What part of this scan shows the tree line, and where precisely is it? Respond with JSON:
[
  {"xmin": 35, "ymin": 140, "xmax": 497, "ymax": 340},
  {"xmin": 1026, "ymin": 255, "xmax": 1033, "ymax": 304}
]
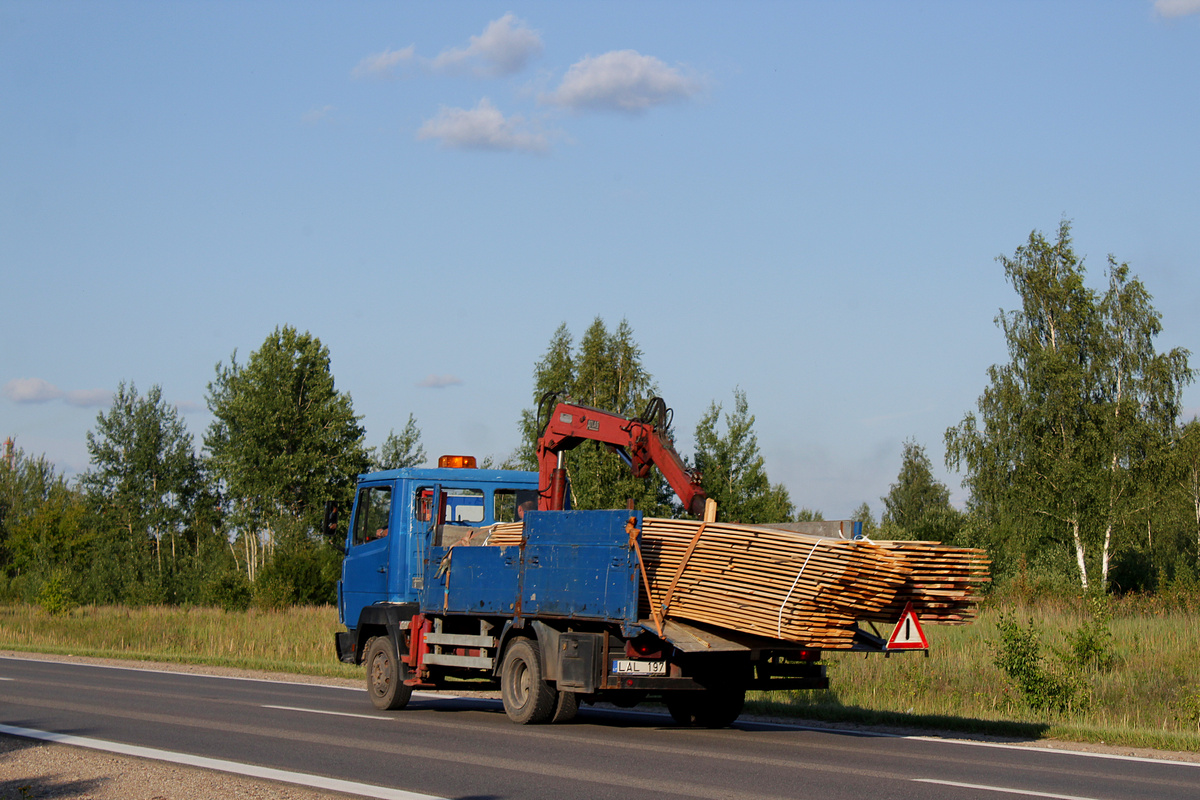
[
  {"xmin": 2, "ymin": 221, "xmax": 1196, "ymax": 608},
  {"xmin": 0, "ymin": 327, "xmax": 422, "ymax": 610}
]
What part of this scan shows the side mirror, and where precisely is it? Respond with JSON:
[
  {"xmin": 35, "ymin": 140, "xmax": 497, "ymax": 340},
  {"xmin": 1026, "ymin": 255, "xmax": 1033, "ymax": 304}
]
[{"xmin": 323, "ymin": 501, "xmax": 342, "ymax": 548}]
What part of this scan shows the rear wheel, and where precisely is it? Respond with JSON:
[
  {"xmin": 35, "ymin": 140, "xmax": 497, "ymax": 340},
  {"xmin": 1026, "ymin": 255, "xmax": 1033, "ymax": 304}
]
[
  {"xmin": 500, "ymin": 638, "xmax": 558, "ymax": 724},
  {"xmin": 365, "ymin": 636, "xmax": 413, "ymax": 711},
  {"xmin": 694, "ymin": 687, "xmax": 745, "ymax": 728},
  {"xmin": 665, "ymin": 692, "xmax": 701, "ymax": 725},
  {"xmin": 666, "ymin": 686, "xmax": 744, "ymax": 728},
  {"xmin": 551, "ymin": 690, "xmax": 579, "ymax": 723}
]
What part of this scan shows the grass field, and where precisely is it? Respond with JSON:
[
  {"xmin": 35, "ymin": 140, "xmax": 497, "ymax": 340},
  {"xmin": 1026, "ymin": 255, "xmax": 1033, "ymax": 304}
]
[
  {"xmin": 0, "ymin": 603, "xmax": 359, "ymax": 679},
  {"xmin": 750, "ymin": 601, "xmax": 1200, "ymax": 751},
  {"xmin": 2, "ymin": 601, "xmax": 1198, "ymax": 751}
]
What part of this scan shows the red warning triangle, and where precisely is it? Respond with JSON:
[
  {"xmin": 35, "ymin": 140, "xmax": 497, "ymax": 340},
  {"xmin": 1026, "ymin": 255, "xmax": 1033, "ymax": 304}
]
[{"xmin": 886, "ymin": 601, "xmax": 929, "ymax": 650}]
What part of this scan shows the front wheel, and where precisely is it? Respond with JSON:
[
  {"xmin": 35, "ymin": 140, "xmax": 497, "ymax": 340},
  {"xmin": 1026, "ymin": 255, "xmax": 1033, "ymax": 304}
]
[
  {"xmin": 365, "ymin": 636, "xmax": 413, "ymax": 711},
  {"xmin": 500, "ymin": 638, "xmax": 558, "ymax": 724}
]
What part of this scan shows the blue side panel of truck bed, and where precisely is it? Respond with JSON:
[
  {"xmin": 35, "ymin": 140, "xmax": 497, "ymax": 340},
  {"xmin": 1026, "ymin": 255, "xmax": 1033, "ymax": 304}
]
[
  {"xmin": 421, "ymin": 509, "xmax": 641, "ymax": 627},
  {"xmin": 522, "ymin": 510, "xmax": 640, "ymax": 622},
  {"xmin": 425, "ymin": 545, "xmax": 521, "ymax": 615}
]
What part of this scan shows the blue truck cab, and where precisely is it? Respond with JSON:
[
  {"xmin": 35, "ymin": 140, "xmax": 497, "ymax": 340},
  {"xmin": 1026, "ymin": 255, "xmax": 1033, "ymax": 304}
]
[
  {"xmin": 334, "ymin": 457, "xmax": 828, "ymax": 726},
  {"xmin": 337, "ymin": 461, "xmax": 541, "ymax": 630}
]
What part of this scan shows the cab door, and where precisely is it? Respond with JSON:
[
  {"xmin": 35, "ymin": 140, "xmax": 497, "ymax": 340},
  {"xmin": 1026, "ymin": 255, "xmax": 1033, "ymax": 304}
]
[
  {"xmin": 341, "ymin": 482, "xmax": 395, "ymax": 627},
  {"xmin": 407, "ymin": 483, "xmax": 440, "ymax": 603}
]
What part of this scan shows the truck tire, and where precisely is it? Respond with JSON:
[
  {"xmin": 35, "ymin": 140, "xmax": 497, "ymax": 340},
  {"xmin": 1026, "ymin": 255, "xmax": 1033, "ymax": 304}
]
[
  {"xmin": 551, "ymin": 690, "xmax": 579, "ymax": 724},
  {"xmin": 500, "ymin": 638, "xmax": 558, "ymax": 724},
  {"xmin": 665, "ymin": 692, "xmax": 701, "ymax": 725},
  {"xmin": 694, "ymin": 686, "xmax": 745, "ymax": 728},
  {"xmin": 666, "ymin": 687, "xmax": 744, "ymax": 728},
  {"xmin": 365, "ymin": 636, "xmax": 413, "ymax": 711}
]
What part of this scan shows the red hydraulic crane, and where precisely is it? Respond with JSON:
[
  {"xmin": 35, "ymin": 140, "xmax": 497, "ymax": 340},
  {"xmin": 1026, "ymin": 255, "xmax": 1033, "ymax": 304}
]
[{"xmin": 535, "ymin": 395, "xmax": 707, "ymax": 517}]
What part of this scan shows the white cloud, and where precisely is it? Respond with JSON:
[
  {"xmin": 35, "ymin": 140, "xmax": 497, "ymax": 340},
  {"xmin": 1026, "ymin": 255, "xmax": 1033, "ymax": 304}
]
[
  {"xmin": 542, "ymin": 50, "xmax": 701, "ymax": 113},
  {"xmin": 352, "ymin": 45, "xmax": 416, "ymax": 79},
  {"xmin": 302, "ymin": 105, "xmax": 335, "ymax": 124},
  {"xmin": 417, "ymin": 98, "xmax": 550, "ymax": 154},
  {"xmin": 1155, "ymin": 0, "xmax": 1200, "ymax": 17},
  {"xmin": 3, "ymin": 377, "xmax": 64, "ymax": 403},
  {"xmin": 418, "ymin": 374, "xmax": 464, "ymax": 389},
  {"xmin": 3, "ymin": 378, "xmax": 112, "ymax": 407},
  {"xmin": 432, "ymin": 14, "xmax": 542, "ymax": 77},
  {"xmin": 64, "ymin": 389, "xmax": 113, "ymax": 408}
]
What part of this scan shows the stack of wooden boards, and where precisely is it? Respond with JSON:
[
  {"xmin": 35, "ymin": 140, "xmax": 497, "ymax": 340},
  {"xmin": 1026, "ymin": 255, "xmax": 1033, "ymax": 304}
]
[{"xmin": 484, "ymin": 518, "xmax": 989, "ymax": 648}]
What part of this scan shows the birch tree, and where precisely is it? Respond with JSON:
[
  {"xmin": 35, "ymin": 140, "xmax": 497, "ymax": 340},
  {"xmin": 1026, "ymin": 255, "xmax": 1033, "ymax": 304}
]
[
  {"xmin": 205, "ymin": 325, "xmax": 368, "ymax": 579},
  {"xmin": 81, "ymin": 382, "xmax": 205, "ymax": 575},
  {"xmin": 946, "ymin": 221, "xmax": 1190, "ymax": 591}
]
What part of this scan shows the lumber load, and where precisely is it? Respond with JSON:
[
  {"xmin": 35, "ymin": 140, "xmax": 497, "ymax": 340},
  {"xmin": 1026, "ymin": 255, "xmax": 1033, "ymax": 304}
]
[
  {"xmin": 861, "ymin": 540, "xmax": 991, "ymax": 624},
  {"xmin": 484, "ymin": 517, "xmax": 988, "ymax": 647}
]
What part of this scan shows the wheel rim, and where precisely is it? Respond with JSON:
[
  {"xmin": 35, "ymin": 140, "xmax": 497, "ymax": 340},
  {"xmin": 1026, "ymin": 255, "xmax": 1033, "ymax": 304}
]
[
  {"xmin": 512, "ymin": 657, "xmax": 530, "ymax": 708},
  {"xmin": 371, "ymin": 652, "xmax": 391, "ymax": 697}
]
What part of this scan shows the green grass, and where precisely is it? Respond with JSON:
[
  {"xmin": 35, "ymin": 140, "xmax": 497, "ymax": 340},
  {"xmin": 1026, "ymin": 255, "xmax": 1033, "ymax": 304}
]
[
  {"xmin": 0, "ymin": 603, "xmax": 359, "ymax": 679},
  {"xmin": 748, "ymin": 603, "xmax": 1200, "ymax": 751},
  {"xmin": 3, "ymin": 601, "xmax": 1199, "ymax": 751}
]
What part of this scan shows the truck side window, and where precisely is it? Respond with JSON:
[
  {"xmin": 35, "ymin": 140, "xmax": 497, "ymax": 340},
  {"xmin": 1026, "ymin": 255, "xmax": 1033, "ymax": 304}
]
[
  {"xmin": 415, "ymin": 488, "xmax": 433, "ymax": 523},
  {"xmin": 443, "ymin": 488, "xmax": 485, "ymax": 524},
  {"xmin": 352, "ymin": 487, "xmax": 392, "ymax": 547},
  {"xmin": 495, "ymin": 489, "xmax": 539, "ymax": 522}
]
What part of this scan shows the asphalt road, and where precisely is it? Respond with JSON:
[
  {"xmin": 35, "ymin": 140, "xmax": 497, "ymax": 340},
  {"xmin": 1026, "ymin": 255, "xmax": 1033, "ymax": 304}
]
[{"xmin": 2, "ymin": 656, "xmax": 1198, "ymax": 800}]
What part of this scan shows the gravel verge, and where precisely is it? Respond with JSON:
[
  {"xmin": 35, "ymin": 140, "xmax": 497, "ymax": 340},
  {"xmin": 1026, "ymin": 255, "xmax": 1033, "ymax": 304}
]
[{"xmin": 0, "ymin": 651, "xmax": 373, "ymax": 799}]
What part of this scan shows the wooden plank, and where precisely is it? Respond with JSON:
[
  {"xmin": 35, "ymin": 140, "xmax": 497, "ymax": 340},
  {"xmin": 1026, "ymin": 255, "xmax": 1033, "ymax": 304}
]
[{"xmin": 482, "ymin": 516, "xmax": 989, "ymax": 645}]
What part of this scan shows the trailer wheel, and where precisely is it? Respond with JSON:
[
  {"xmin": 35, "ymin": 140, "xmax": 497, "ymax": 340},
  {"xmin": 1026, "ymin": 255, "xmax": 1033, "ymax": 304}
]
[
  {"xmin": 666, "ymin": 687, "xmax": 744, "ymax": 728},
  {"xmin": 551, "ymin": 690, "xmax": 579, "ymax": 724},
  {"xmin": 500, "ymin": 638, "xmax": 557, "ymax": 724},
  {"xmin": 665, "ymin": 692, "xmax": 700, "ymax": 725},
  {"xmin": 365, "ymin": 635, "xmax": 413, "ymax": 711},
  {"xmin": 694, "ymin": 687, "xmax": 744, "ymax": 728}
]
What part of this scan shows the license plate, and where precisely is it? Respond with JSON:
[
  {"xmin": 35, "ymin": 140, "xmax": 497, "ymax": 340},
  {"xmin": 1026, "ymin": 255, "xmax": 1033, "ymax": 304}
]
[{"xmin": 611, "ymin": 658, "xmax": 666, "ymax": 676}]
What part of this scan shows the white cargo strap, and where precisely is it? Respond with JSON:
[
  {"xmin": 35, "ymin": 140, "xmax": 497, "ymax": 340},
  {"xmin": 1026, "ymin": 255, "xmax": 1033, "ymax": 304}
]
[{"xmin": 777, "ymin": 537, "xmax": 834, "ymax": 639}]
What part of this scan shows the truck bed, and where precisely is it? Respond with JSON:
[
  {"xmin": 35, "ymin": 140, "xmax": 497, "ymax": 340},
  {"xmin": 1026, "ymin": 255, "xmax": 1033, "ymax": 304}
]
[{"xmin": 422, "ymin": 510, "xmax": 641, "ymax": 632}]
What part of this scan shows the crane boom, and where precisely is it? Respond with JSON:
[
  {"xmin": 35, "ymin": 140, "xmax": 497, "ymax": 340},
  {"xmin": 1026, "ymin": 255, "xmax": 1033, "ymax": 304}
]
[{"xmin": 536, "ymin": 396, "xmax": 707, "ymax": 517}]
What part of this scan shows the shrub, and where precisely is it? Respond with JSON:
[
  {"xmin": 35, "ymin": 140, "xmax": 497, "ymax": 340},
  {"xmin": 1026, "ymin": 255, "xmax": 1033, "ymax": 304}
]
[
  {"xmin": 252, "ymin": 572, "xmax": 294, "ymax": 611},
  {"xmin": 1178, "ymin": 687, "xmax": 1200, "ymax": 732},
  {"xmin": 35, "ymin": 570, "xmax": 77, "ymax": 616},
  {"xmin": 991, "ymin": 612, "xmax": 1087, "ymax": 713},
  {"xmin": 1062, "ymin": 596, "xmax": 1116, "ymax": 673},
  {"xmin": 201, "ymin": 569, "xmax": 253, "ymax": 612}
]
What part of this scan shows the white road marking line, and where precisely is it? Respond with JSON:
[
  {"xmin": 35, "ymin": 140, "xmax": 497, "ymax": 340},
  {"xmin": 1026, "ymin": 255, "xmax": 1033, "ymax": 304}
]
[
  {"xmin": 913, "ymin": 778, "xmax": 1103, "ymax": 799},
  {"xmin": 749, "ymin": 719, "xmax": 1200, "ymax": 768},
  {"xmin": 0, "ymin": 654, "xmax": 482, "ymax": 702},
  {"xmin": 0, "ymin": 654, "xmax": 364, "ymax": 690},
  {"xmin": 263, "ymin": 704, "xmax": 392, "ymax": 720},
  {"xmin": 0, "ymin": 722, "xmax": 448, "ymax": 800}
]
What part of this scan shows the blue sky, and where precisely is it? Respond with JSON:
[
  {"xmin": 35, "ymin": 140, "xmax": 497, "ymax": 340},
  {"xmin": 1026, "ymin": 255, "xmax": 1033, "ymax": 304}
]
[{"xmin": 3, "ymin": 1, "xmax": 1199, "ymax": 519}]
